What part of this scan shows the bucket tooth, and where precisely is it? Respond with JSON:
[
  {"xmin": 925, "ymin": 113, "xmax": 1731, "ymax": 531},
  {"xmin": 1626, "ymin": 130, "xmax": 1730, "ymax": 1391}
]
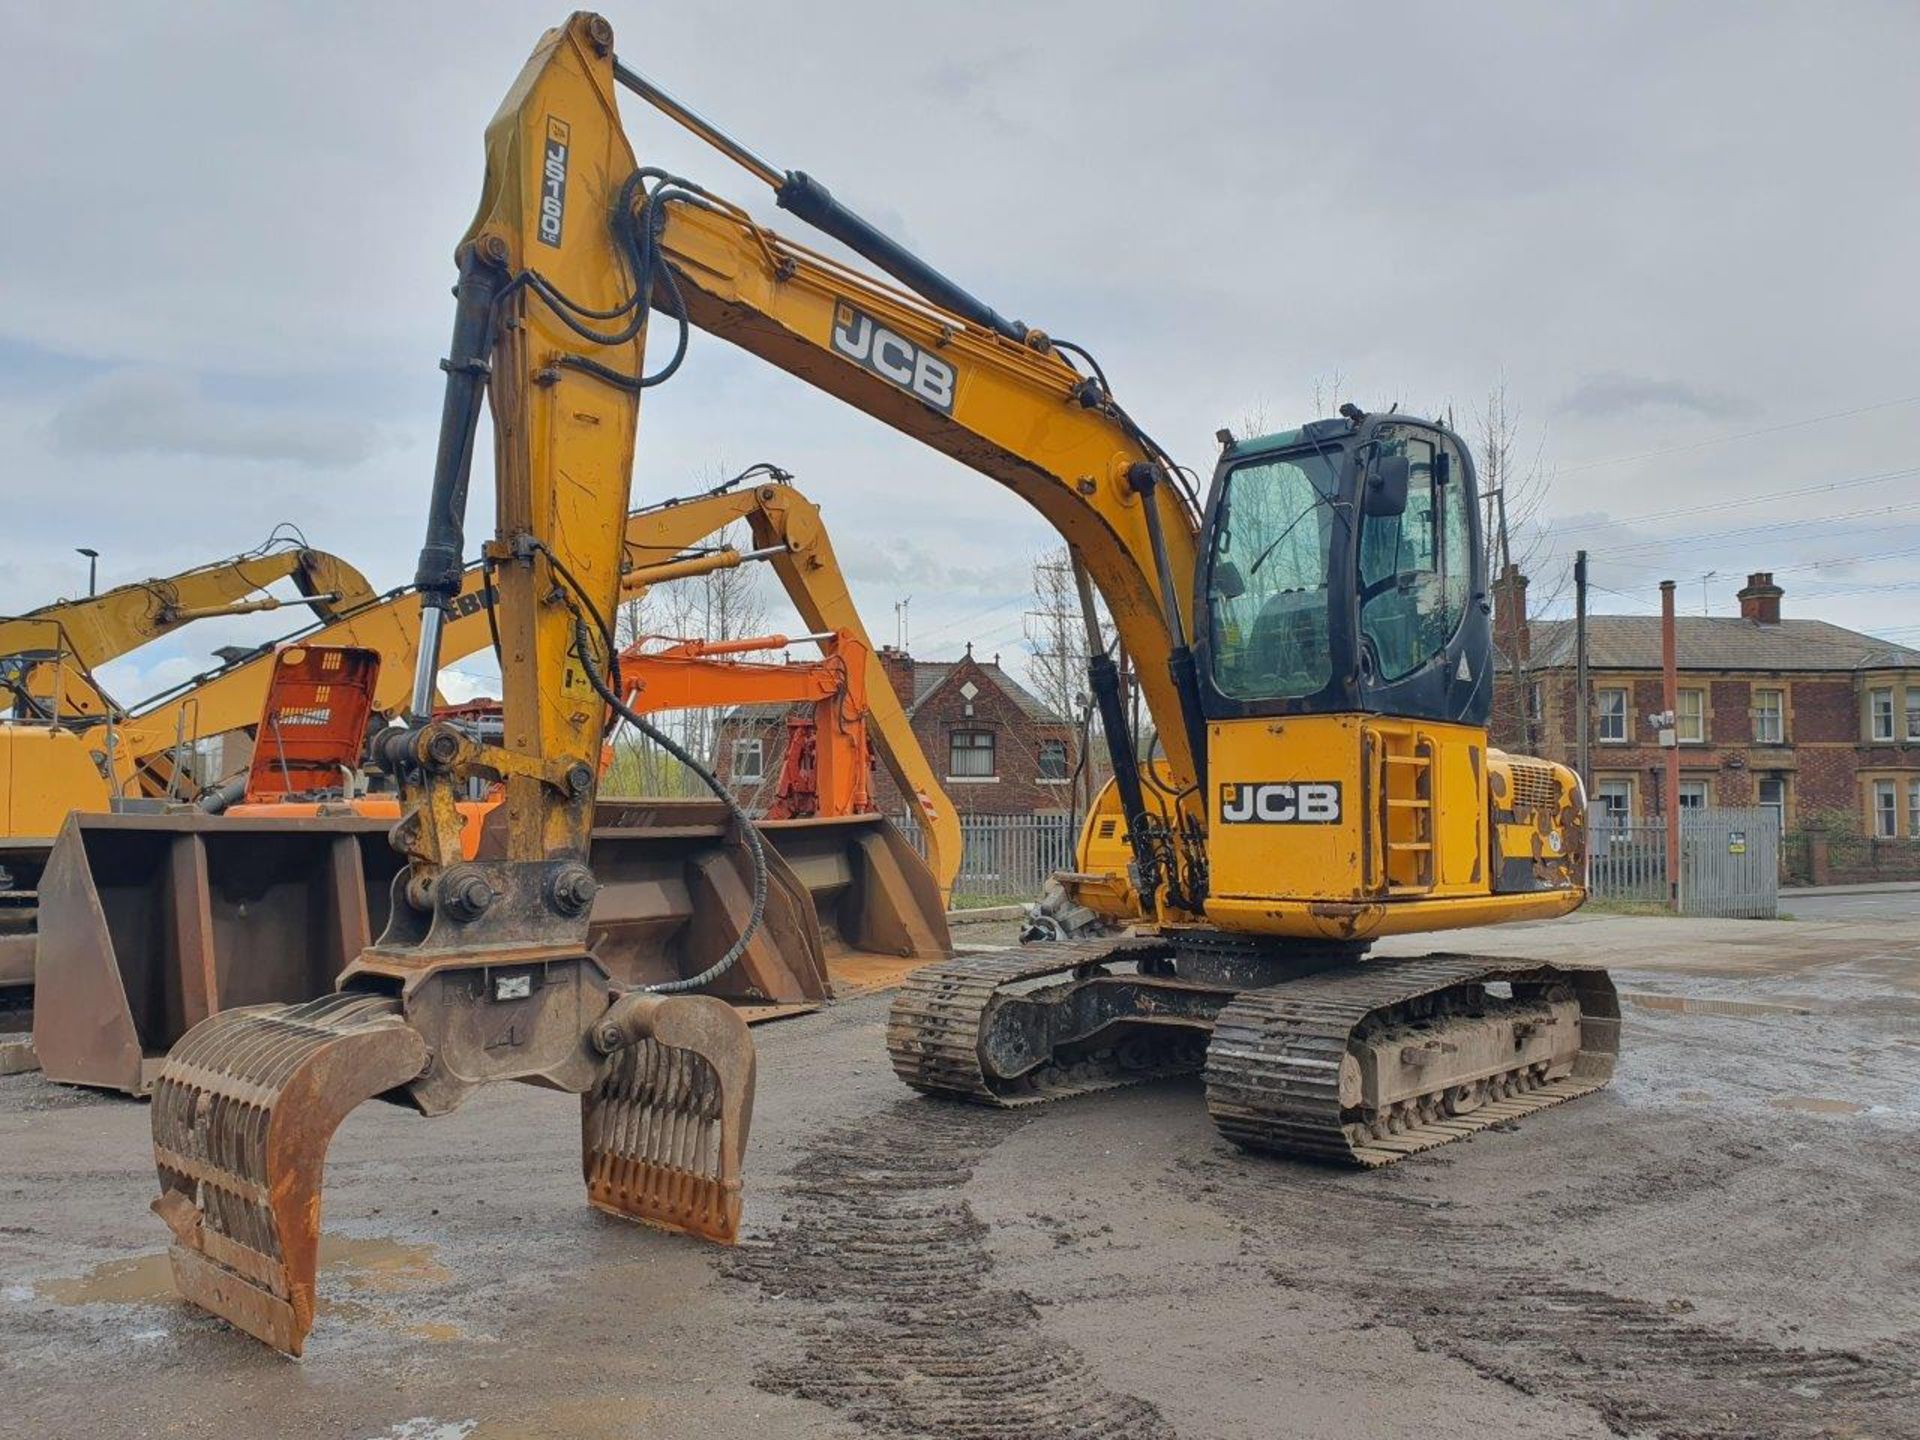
[
  {"xmin": 149, "ymin": 992, "xmax": 427, "ymax": 1356},
  {"xmin": 583, "ymin": 993, "xmax": 756, "ymax": 1244}
]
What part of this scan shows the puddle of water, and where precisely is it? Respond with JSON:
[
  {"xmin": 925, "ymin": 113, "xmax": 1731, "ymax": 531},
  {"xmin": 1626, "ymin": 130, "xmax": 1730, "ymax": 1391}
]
[
  {"xmin": 35, "ymin": 1235, "xmax": 448, "ymax": 1308},
  {"xmin": 369, "ymin": 1422, "xmax": 476, "ymax": 1440},
  {"xmin": 1768, "ymin": 1094, "xmax": 1866, "ymax": 1116}
]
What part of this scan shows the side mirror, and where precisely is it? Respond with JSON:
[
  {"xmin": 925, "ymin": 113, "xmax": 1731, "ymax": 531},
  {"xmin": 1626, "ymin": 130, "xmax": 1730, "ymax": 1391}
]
[
  {"xmin": 1212, "ymin": 560, "xmax": 1246, "ymax": 601},
  {"xmin": 1363, "ymin": 453, "xmax": 1409, "ymax": 518}
]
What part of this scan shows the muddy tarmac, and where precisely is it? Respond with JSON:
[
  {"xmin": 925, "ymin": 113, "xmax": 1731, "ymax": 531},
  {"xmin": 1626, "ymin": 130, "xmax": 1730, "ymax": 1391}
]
[{"xmin": 2, "ymin": 905, "xmax": 1916, "ymax": 1439}]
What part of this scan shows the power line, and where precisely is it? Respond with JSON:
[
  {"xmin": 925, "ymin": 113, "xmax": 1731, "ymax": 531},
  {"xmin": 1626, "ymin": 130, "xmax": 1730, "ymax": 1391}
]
[
  {"xmin": 1555, "ymin": 395, "xmax": 1920, "ymax": 477},
  {"xmin": 1578, "ymin": 498, "xmax": 1920, "ymax": 560},
  {"xmin": 1548, "ymin": 464, "xmax": 1920, "ymax": 538}
]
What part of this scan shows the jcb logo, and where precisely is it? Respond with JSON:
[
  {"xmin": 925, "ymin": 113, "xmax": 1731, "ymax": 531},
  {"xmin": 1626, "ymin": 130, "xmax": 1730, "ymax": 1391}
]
[
  {"xmin": 448, "ymin": 584, "xmax": 499, "ymax": 619},
  {"xmin": 830, "ymin": 302, "xmax": 957, "ymax": 413},
  {"xmin": 538, "ymin": 116, "xmax": 570, "ymax": 248},
  {"xmin": 1219, "ymin": 782, "xmax": 1342, "ymax": 824}
]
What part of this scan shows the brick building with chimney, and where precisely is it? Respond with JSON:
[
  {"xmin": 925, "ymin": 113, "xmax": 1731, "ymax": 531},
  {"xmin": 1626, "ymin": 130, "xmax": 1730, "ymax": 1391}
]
[
  {"xmin": 712, "ymin": 642, "xmax": 1083, "ymax": 818},
  {"xmin": 1493, "ymin": 567, "xmax": 1920, "ymax": 841}
]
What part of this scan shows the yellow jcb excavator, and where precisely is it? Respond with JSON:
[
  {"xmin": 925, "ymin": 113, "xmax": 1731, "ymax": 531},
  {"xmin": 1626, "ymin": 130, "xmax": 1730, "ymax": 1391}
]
[
  {"xmin": 145, "ymin": 14, "xmax": 1616, "ymax": 1356},
  {"xmin": 0, "ymin": 536, "xmax": 376, "ymax": 999},
  {"xmin": 0, "ymin": 530, "xmax": 376, "ymax": 728}
]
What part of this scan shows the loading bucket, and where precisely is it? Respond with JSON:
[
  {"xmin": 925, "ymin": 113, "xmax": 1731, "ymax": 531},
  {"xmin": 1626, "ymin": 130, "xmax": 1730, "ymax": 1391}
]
[
  {"xmin": 559, "ymin": 801, "xmax": 950, "ymax": 1014},
  {"xmin": 34, "ymin": 801, "xmax": 951, "ymax": 1094},
  {"xmin": 32, "ymin": 811, "xmax": 403, "ymax": 1094}
]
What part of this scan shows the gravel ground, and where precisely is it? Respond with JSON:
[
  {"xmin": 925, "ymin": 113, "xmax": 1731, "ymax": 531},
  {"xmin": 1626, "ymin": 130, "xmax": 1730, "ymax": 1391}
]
[{"xmin": 2, "ymin": 905, "xmax": 1916, "ymax": 1440}]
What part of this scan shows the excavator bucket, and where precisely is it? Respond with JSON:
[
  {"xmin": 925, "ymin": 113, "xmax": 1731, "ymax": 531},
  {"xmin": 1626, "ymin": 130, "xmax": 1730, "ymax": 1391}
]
[
  {"xmin": 31, "ymin": 800, "xmax": 949, "ymax": 1096},
  {"xmin": 32, "ymin": 812, "xmax": 403, "ymax": 1093},
  {"xmin": 149, "ymin": 992, "xmax": 427, "ymax": 1356},
  {"xmin": 569, "ymin": 801, "xmax": 950, "ymax": 1012},
  {"xmin": 583, "ymin": 992, "xmax": 756, "ymax": 1243},
  {"xmin": 757, "ymin": 813, "xmax": 950, "ymax": 994}
]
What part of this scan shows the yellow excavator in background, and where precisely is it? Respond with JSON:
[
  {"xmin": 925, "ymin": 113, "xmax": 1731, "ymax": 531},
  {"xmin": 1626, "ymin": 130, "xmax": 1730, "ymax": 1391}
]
[
  {"xmin": 144, "ymin": 14, "xmax": 1616, "ymax": 1356},
  {"xmin": 0, "ymin": 535, "xmax": 376, "ymax": 997},
  {"xmin": 0, "ymin": 530, "xmax": 376, "ymax": 729},
  {"xmin": 31, "ymin": 476, "xmax": 955, "ymax": 1096}
]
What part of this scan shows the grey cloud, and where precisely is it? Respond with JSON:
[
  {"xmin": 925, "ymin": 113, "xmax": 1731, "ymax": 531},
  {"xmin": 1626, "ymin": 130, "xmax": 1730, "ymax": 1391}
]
[
  {"xmin": 1559, "ymin": 374, "xmax": 1745, "ymax": 423},
  {"xmin": 47, "ymin": 369, "xmax": 384, "ymax": 469}
]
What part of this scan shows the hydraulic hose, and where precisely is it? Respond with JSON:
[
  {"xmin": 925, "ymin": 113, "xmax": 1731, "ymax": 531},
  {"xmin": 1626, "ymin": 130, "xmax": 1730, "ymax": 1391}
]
[{"xmin": 570, "ymin": 611, "xmax": 766, "ymax": 994}]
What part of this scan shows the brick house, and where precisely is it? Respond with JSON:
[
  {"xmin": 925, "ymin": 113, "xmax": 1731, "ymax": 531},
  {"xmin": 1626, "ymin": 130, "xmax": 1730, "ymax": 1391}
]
[
  {"xmin": 1493, "ymin": 568, "xmax": 1920, "ymax": 840},
  {"xmin": 712, "ymin": 642, "xmax": 1081, "ymax": 817}
]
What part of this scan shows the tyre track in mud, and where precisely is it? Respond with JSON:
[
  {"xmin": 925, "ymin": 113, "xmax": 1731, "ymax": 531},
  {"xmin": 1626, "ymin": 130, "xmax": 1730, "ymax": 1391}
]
[
  {"xmin": 724, "ymin": 1101, "xmax": 1175, "ymax": 1440},
  {"xmin": 1181, "ymin": 1150, "xmax": 1920, "ymax": 1440}
]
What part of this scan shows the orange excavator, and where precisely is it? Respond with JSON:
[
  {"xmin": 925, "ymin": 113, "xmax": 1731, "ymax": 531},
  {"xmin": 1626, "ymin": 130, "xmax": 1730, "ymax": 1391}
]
[{"xmin": 610, "ymin": 626, "xmax": 878, "ymax": 819}]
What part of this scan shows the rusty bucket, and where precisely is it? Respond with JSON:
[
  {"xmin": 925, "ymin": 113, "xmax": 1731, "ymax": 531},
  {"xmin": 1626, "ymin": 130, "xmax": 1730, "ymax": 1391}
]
[{"xmin": 32, "ymin": 811, "xmax": 403, "ymax": 1093}]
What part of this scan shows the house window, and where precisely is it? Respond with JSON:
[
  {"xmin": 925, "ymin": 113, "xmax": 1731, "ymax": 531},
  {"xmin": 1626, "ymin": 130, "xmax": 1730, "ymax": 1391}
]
[
  {"xmin": 1758, "ymin": 779, "xmax": 1789, "ymax": 833},
  {"xmin": 1757, "ymin": 776, "xmax": 1786, "ymax": 831},
  {"xmin": 1676, "ymin": 687, "xmax": 1705, "ymax": 744},
  {"xmin": 1752, "ymin": 687, "xmax": 1783, "ymax": 745},
  {"xmin": 1908, "ymin": 690, "xmax": 1920, "ymax": 742},
  {"xmin": 1037, "ymin": 739, "xmax": 1069, "ymax": 781},
  {"xmin": 731, "ymin": 738, "xmax": 764, "ymax": 784},
  {"xmin": 949, "ymin": 729, "xmax": 996, "ymax": 778},
  {"xmin": 1677, "ymin": 780, "xmax": 1709, "ymax": 810},
  {"xmin": 1870, "ymin": 688, "xmax": 1895, "ymax": 741},
  {"xmin": 1594, "ymin": 778, "xmax": 1633, "ymax": 828},
  {"xmin": 1528, "ymin": 682, "xmax": 1544, "ymax": 725},
  {"xmin": 1873, "ymin": 779, "xmax": 1898, "ymax": 838},
  {"xmin": 1597, "ymin": 687, "xmax": 1628, "ymax": 743},
  {"xmin": 1910, "ymin": 780, "xmax": 1920, "ymax": 839}
]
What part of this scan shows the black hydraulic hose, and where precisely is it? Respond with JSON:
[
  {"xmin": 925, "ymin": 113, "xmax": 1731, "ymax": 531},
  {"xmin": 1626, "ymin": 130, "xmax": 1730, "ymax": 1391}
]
[{"xmin": 569, "ymin": 610, "xmax": 766, "ymax": 994}]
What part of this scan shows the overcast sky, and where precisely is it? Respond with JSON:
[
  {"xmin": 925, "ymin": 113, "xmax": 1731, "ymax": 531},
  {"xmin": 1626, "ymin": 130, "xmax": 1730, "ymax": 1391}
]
[{"xmin": 2, "ymin": 1, "xmax": 1915, "ymax": 707}]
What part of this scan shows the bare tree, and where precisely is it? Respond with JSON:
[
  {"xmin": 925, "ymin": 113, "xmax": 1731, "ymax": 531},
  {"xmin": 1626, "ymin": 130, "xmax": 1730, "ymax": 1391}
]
[
  {"xmin": 1474, "ymin": 377, "xmax": 1565, "ymax": 752},
  {"xmin": 602, "ymin": 518, "xmax": 771, "ymax": 802},
  {"xmin": 1022, "ymin": 546, "xmax": 1114, "ymax": 813}
]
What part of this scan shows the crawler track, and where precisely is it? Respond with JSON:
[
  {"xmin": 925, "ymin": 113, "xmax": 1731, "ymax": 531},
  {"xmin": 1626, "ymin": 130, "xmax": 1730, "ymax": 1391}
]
[
  {"xmin": 887, "ymin": 937, "xmax": 1203, "ymax": 1104},
  {"xmin": 1205, "ymin": 955, "xmax": 1619, "ymax": 1164},
  {"xmin": 887, "ymin": 939, "xmax": 1619, "ymax": 1165}
]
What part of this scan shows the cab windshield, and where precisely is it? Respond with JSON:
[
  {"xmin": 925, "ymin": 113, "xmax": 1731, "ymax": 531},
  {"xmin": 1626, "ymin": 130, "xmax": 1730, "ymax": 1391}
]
[{"xmin": 1206, "ymin": 448, "xmax": 1345, "ymax": 700}]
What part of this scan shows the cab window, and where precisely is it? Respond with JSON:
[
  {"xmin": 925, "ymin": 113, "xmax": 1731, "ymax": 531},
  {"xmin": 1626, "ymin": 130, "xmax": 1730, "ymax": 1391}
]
[
  {"xmin": 1357, "ymin": 431, "xmax": 1471, "ymax": 683},
  {"xmin": 1206, "ymin": 450, "xmax": 1344, "ymax": 700}
]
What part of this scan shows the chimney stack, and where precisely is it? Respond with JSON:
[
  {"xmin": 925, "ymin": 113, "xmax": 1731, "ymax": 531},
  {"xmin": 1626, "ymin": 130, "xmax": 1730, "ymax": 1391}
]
[
  {"xmin": 875, "ymin": 644, "xmax": 917, "ymax": 706},
  {"xmin": 1737, "ymin": 572, "xmax": 1783, "ymax": 624},
  {"xmin": 1491, "ymin": 562, "xmax": 1530, "ymax": 665}
]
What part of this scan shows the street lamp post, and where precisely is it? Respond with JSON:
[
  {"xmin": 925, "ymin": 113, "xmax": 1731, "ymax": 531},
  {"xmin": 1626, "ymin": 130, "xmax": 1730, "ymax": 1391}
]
[{"xmin": 76, "ymin": 548, "xmax": 99, "ymax": 597}]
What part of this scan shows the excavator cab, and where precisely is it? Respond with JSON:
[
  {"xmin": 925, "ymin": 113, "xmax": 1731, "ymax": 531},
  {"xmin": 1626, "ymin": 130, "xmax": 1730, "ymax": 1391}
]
[{"xmin": 1198, "ymin": 413, "xmax": 1486, "ymax": 726}]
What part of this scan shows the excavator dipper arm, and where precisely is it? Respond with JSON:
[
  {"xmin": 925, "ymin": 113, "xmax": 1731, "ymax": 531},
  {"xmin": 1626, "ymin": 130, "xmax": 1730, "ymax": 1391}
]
[{"xmin": 149, "ymin": 15, "xmax": 756, "ymax": 1355}]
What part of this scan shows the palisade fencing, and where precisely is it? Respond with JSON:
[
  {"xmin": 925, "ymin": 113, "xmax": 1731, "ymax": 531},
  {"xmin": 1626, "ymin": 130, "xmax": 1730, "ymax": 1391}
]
[
  {"xmin": 1588, "ymin": 807, "xmax": 1778, "ymax": 918},
  {"xmin": 1679, "ymin": 807, "xmax": 1778, "ymax": 919},
  {"xmin": 894, "ymin": 813, "xmax": 1079, "ymax": 905},
  {"xmin": 1588, "ymin": 820, "xmax": 1669, "ymax": 904}
]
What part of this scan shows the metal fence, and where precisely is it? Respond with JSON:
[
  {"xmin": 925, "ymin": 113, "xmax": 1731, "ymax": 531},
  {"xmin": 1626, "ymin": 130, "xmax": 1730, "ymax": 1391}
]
[
  {"xmin": 894, "ymin": 812, "xmax": 1078, "ymax": 905},
  {"xmin": 1588, "ymin": 806, "xmax": 1778, "ymax": 918},
  {"xmin": 1679, "ymin": 807, "xmax": 1778, "ymax": 918},
  {"xmin": 897, "ymin": 805, "xmax": 1782, "ymax": 917}
]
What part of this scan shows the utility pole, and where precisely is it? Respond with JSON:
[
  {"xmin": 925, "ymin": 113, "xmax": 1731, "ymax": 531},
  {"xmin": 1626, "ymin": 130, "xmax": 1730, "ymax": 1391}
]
[
  {"xmin": 894, "ymin": 596, "xmax": 911, "ymax": 651},
  {"xmin": 1574, "ymin": 550, "xmax": 1589, "ymax": 792},
  {"xmin": 1660, "ymin": 579, "xmax": 1680, "ymax": 912}
]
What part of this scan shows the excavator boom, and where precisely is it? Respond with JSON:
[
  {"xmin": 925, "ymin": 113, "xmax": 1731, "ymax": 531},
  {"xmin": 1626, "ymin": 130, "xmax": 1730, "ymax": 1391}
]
[{"xmin": 0, "ymin": 535, "xmax": 377, "ymax": 726}]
